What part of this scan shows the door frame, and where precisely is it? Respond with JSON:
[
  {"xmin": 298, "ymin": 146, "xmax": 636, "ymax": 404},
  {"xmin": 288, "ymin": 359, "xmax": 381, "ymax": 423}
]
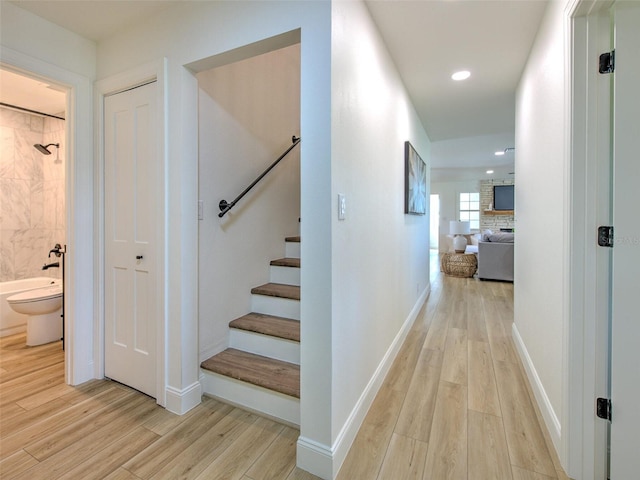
[
  {"xmin": 0, "ymin": 45, "xmax": 94, "ymax": 386},
  {"xmin": 429, "ymin": 194, "xmax": 440, "ymax": 251},
  {"xmin": 566, "ymin": 0, "xmax": 613, "ymax": 478},
  {"xmin": 95, "ymin": 59, "xmax": 167, "ymax": 405}
]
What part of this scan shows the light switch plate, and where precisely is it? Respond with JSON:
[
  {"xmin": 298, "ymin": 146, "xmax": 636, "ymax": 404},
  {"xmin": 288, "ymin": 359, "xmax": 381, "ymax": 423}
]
[{"xmin": 338, "ymin": 194, "xmax": 346, "ymax": 220}]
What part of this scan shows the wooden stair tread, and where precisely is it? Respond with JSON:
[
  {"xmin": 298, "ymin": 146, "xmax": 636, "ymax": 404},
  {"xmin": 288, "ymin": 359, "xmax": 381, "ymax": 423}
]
[
  {"xmin": 251, "ymin": 283, "xmax": 300, "ymax": 301},
  {"xmin": 230, "ymin": 313, "xmax": 300, "ymax": 342},
  {"xmin": 270, "ymin": 257, "xmax": 300, "ymax": 268},
  {"xmin": 285, "ymin": 236, "xmax": 300, "ymax": 243},
  {"xmin": 201, "ymin": 349, "xmax": 299, "ymax": 398}
]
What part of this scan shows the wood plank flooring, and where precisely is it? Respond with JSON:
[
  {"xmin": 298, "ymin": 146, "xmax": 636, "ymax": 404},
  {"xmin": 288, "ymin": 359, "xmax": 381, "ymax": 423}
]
[
  {"xmin": 337, "ymin": 252, "xmax": 570, "ymax": 480},
  {"xmin": 0, "ymin": 336, "xmax": 314, "ymax": 480},
  {"xmin": 1, "ymin": 253, "xmax": 568, "ymax": 480}
]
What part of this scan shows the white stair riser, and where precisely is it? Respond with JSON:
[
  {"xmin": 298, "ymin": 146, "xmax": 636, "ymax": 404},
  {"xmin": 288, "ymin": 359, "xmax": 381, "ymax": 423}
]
[
  {"xmin": 229, "ymin": 329, "xmax": 300, "ymax": 365},
  {"xmin": 285, "ymin": 242, "xmax": 300, "ymax": 259},
  {"xmin": 270, "ymin": 265, "xmax": 300, "ymax": 286},
  {"xmin": 251, "ymin": 294, "xmax": 300, "ymax": 320},
  {"xmin": 201, "ymin": 370, "xmax": 300, "ymax": 426}
]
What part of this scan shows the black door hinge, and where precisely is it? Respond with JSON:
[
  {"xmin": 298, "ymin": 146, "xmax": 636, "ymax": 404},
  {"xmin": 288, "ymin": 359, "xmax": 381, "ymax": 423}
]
[
  {"xmin": 598, "ymin": 226, "xmax": 614, "ymax": 247},
  {"xmin": 599, "ymin": 50, "xmax": 615, "ymax": 74},
  {"xmin": 596, "ymin": 397, "xmax": 611, "ymax": 421}
]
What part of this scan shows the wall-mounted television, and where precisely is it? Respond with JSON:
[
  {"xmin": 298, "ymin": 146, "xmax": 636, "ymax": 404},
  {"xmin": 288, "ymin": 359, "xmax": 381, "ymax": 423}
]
[{"xmin": 493, "ymin": 185, "xmax": 514, "ymax": 211}]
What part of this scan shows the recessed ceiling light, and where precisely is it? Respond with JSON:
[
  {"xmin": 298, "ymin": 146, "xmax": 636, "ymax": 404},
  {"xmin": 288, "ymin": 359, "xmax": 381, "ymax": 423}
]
[
  {"xmin": 486, "ymin": 170, "xmax": 494, "ymax": 174},
  {"xmin": 495, "ymin": 151, "xmax": 505, "ymax": 156},
  {"xmin": 451, "ymin": 70, "xmax": 471, "ymax": 81}
]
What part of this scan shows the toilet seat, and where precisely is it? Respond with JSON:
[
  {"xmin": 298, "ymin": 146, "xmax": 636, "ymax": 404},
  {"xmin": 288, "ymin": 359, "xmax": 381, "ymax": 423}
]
[
  {"xmin": 7, "ymin": 286, "xmax": 62, "ymax": 304},
  {"xmin": 5, "ymin": 285, "xmax": 63, "ymax": 346}
]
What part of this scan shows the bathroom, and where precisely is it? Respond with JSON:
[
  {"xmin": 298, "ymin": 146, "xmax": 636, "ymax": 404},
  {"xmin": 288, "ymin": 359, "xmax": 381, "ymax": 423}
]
[{"xmin": 0, "ymin": 67, "xmax": 67, "ymax": 345}]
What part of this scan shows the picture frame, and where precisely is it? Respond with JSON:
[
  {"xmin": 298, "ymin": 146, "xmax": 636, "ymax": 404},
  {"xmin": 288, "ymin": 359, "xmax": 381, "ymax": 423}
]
[{"xmin": 404, "ymin": 141, "xmax": 426, "ymax": 215}]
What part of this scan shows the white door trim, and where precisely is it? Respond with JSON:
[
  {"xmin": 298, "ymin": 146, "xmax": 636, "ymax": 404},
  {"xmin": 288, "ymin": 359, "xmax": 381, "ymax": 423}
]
[
  {"xmin": 95, "ymin": 59, "xmax": 167, "ymax": 406},
  {"xmin": 565, "ymin": 1, "xmax": 613, "ymax": 478},
  {"xmin": 0, "ymin": 45, "xmax": 95, "ymax": 386}
]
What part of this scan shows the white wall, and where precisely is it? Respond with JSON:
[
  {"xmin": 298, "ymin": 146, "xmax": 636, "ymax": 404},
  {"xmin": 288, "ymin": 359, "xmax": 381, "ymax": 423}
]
[
  {"xmin": 197, "ymin": 44, "xmax": 301, "ymax": 361},
  {"xmin": 431, "ymin": 180, "xmax": 480, "ymax": 251},
  {"xmin": 330, "ymin": 0, "xmax": 431, "ymax": 475},
  {"xmin": 0, "ymin": 2, "xmax": 96, "ymax": 79},
  {"xmin": 514, "ymin": 0, "xmax": 568, "ymax": 451}
]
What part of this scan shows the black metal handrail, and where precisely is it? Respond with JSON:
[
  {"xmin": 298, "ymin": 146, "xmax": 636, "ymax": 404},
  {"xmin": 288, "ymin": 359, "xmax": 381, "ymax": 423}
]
[{"xmin": 218, "ymin": 135, "xmax": 301, "ymax": 218}]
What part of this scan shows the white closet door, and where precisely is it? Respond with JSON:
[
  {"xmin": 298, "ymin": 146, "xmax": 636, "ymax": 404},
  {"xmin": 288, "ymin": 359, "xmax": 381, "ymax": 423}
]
[
  {"xmin": 610, "ymin": 2, "xmax": 640, "ymax": 477},
  {"xmin": 104, "ymin": 81, "xmax": 158, "ymax": 398}
]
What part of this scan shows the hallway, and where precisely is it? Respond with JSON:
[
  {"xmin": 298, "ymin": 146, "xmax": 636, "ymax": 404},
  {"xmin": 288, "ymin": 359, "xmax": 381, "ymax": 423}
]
[
  {"xmin": 0, "ymin": 254, "xmax": 568, "ymax": 479},
  {"xmin": 337, "ymin": 253, "xmax": 569, "ymax": 479}
]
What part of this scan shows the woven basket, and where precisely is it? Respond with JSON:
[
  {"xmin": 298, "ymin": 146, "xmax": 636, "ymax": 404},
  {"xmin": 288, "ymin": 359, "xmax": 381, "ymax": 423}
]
[{"xmin": 441, "ymin": 253, "xmax": 477, "ymax": 278}]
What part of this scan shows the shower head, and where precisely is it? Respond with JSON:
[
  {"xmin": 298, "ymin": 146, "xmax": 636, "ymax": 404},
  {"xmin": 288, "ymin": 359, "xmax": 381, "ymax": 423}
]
[{"xmin": 33, "ymin": 143, "xmax": 59, "ymax": 155}]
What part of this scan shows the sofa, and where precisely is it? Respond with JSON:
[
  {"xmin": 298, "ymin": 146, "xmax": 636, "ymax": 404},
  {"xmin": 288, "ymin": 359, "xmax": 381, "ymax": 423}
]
[{"xmin": 477, "ymin": 231, "xmax": 514, "ymax": 282}]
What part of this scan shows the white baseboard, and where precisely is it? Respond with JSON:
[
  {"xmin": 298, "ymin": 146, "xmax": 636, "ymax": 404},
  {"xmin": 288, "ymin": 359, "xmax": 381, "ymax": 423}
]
[
  {"xmin": 165, "ymin": 380, "xmax": 202, "ymax": 415},
  {"xmin": 297, "ymin": 284, "xmax": 431, "ymax": 479},
  {"xmin": 297, "ymin": 436, "xmax": 334, "ymax": 480},
  {"xmin": 512, "ymin": 323, "xmax": 561, "ymax": 453}
]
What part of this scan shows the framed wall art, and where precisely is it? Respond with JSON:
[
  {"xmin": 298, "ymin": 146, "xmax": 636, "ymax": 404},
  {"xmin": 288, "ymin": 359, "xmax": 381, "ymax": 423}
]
[{"xmin": 404, "ymin": 141, "xmax": 426, "ymax": 215}]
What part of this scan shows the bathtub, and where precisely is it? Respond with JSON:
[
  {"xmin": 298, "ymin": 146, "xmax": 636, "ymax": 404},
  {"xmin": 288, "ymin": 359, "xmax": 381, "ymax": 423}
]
[{"xmin": 1, "ymin": 277, "xmax": 62, "ymax": 337}]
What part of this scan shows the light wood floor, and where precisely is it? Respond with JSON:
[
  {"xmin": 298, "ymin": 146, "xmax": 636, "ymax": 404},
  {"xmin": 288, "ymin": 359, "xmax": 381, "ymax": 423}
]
[
  {"xmin": 337, "ymin": 252, "xmax": 570, "ymax": 480},
  {"xmin": 0, "ymin": 335, "xmax": 317, "ymax": 480},
  {"xmin": 0, "ymin": 255, "xmax": 569, "ymax": 480}
]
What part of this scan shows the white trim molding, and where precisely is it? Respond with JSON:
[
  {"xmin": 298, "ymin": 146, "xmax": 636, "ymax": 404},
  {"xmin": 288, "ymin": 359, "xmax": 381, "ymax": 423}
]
[
  {"xmin": 0, "ymin": 45, "xmax": 95, "ymax": 386},
  {"xmin": 512, "ymin": 323, "xmax": 562, "ymax": 449},
  {"xmin": 297, "ymin": 436, "xmax": 334, "ymax": 480},
  {"xmin": 165, "ymin": 381, "xmax": 202, "ymax": 415},
  {"xmin": 565, "ymin": 1, "xmax": 613, "ymax": 478}
]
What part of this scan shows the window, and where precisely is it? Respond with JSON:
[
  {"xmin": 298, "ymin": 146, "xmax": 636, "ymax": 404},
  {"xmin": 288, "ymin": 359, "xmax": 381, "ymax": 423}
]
[{"xmin": 459, "ymin": 192, "xmax": 480, "ymax": 230}]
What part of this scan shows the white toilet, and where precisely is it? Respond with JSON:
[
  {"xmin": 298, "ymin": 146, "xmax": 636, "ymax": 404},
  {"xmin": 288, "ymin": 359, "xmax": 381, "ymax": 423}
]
[{"xmin": 7, "ymin": 285, "xmax": 63, "ymax": 346}]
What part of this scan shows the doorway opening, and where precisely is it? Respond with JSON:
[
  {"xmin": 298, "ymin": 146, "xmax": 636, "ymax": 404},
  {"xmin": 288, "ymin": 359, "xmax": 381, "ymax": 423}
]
[
  {"xmin": 0, "ymin": 67, "xmax": 68, "ymax": 359},
  {"xmin": 429, "ymin": 194, "xmax": 440, "ymax": 251},
  {"xmin": 192, "ymin": 31, "xmax": 301, "ymax": 424}
]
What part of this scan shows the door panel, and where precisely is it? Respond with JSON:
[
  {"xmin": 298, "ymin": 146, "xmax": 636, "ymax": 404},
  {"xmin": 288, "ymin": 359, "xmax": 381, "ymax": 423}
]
[
  {"xmin": 104, "ymin": 82, "xmax": 158, "ymax": 398},
  {"xmin": 610, "ymin": 2, "xmax": 640, "ymax": 477},
  {"xmin": 134, "ymin": 269, "xmax": 150, "ymax": 354}
]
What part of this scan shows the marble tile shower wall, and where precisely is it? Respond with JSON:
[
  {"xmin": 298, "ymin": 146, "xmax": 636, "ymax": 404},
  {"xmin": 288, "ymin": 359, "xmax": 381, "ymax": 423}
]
[{"xmin": 0, "ymin": 107, "xmax": 65, "ymax": 282}]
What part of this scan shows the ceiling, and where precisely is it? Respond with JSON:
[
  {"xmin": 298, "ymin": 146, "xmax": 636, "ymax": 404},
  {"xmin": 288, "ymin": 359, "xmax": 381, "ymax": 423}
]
[
  {"xmin": 0, "ymin": 68, "xmax": 66, "ymax": 116},
  {"xmin": 9, "ymin": 1, "xmax": 182, "ymax": 43},
  {"xmin": 365, "ymin": 0, "xmax": 548, "ymax": 181},
  {"xmin": 4, "ymin": 0, "xmax": 548, "ymax": 181}
]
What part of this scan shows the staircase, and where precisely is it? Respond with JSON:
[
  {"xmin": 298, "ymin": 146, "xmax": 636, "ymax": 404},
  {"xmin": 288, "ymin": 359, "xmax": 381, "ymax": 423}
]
[{"xmin": 200, "ymin": 236, "xmax": 301, "ymax": 426}]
